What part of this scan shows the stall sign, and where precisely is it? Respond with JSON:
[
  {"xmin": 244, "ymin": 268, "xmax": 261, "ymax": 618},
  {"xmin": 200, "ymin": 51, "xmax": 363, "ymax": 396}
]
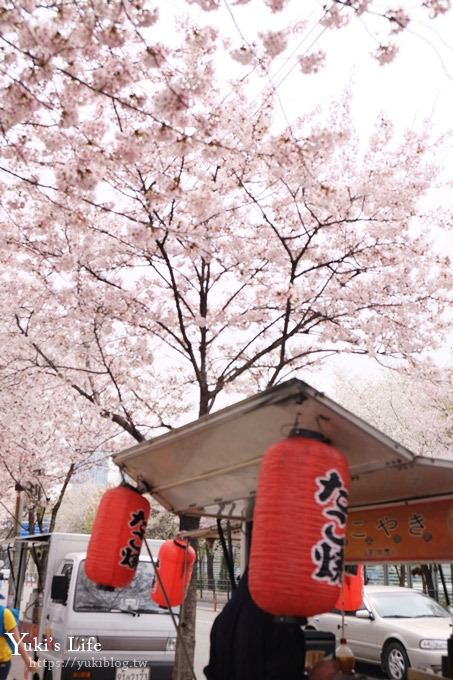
[{"xmin": 344, "ymin": 497, "xmax": 453, "ymax": 563}]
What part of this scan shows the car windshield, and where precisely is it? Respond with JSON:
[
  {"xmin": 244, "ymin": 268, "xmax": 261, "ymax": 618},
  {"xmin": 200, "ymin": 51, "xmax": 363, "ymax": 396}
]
[
  {"xmin": 74, "ymin": 560, "xmax": 169, "ymax": 614},
  {"xmin": 368, "ymin": 591, "xmax": 449, "ymax": 619}
]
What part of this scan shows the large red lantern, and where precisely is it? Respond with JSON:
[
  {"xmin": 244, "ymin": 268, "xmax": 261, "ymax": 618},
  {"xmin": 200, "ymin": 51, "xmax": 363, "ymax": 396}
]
[
  {"xmin": 151, "ymin": 538, "xmax": 196, "ymax": 608},
  {"xmin": 335, "ymin": 565, "xmax": 364, "ymax": 611},
  {"xmin": 249, "ymin": 429, "xmax": 350, "ymax": 617},
  {"xmin": 85, "ymin": 484, "xmax": 150, "ymax": 589}
]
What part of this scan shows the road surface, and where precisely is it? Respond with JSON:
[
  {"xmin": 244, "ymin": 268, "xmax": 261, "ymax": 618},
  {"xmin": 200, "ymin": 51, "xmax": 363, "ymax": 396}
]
[{"xmin": 195, "ymin": 604, "xmax": 218, "ymax": 678}]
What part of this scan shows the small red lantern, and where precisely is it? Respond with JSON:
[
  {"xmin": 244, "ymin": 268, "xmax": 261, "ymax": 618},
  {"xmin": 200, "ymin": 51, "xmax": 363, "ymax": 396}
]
[
  {"xmin": 335, "ymin": 565, "xmax": 364, "ymax": 611},
  {"xmin": 85, "ymin": 484, "xmax": 150, "ymax": 589},
  {"xmin": 151, "ymin": 538, "xmax": 196, "ymax": 607},
  {"xmin": 249, "ymin": 429, "xmax": 350, "ymax": 617}
]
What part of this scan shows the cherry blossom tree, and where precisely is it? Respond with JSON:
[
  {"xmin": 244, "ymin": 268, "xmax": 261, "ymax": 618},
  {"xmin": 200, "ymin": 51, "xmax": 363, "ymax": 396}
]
[
  {"xmin": 53, "ymin": 483, "xmax": 177, "ymax": 536},
  {"xmin": 1, "ymin": 96, "xmax": 452, "ymax": 676},
  {"xmin": 332, "ymin": 368, "xmax": 453, "ymax": 457},
  {"xmin": 332, "ymin": 367, "xmax": 452, "ymax": 596},
  {"xmin": 0, "ymin": 1, "xmax": 450, "ymax": 131},
  {"xmin": 0, "ymin": 368, "xmax": 119, "ymax": 534},
  {"xmin": 146, "ymin": 503, "xmax": 180, "ymax": 540},
  {"xmin": 1, "ymin": 2, "xmax": 453, "ymax": 677},
  {"xmin": 53, "ymin": 481, "xmax": 108, "ymax": 534}
]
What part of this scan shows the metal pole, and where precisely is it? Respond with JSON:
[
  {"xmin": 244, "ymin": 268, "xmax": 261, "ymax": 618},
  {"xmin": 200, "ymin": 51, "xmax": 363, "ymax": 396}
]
[
  {"xmin": 434, "ymin": 564, "xmax": 439, "ymax": 601},
  {"xmin": 408, "ymin": 564, "xmax": 413, "ymax": 588},
  {"xmin": 439, "ymin": 564, "xmax": 450, "ymax": 606}
]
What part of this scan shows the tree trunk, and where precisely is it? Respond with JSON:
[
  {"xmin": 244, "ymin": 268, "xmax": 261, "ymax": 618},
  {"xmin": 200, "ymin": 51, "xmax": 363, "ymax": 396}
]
[
  {"xmin": 421, "ymin": 564, "xmax": 435, "ymax": 599},
  {"xmin": 172, "ymin": 514, "xmax": 200, "ymax": 680},
  {"xmin": 49, "ymin": 464, "xmax": 75, "ymax": 532},
  {"xmin": 395, "ymin": 564, "xmax": 406, "ymax": 587},
  {"xmin": 28, "ymin": 506, "xmax": 35, "ymax": 535}
]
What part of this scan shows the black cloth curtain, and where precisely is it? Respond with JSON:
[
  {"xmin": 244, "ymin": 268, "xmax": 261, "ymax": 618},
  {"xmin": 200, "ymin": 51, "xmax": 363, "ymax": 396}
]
[{"xmin": 204, "ymin": 569, "xmax": 306, "ymax": 680}]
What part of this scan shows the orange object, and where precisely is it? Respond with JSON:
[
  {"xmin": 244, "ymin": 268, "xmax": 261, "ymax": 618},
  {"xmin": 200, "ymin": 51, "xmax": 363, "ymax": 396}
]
[
  {"xmin": 345, "ymin": 497, "xmax": 453, "ymax": 563},
  {"xmin": 249, "ymin": 430, "xmax": 350, "ymax": 617},
  {"xmin": 335, "ymin": 565, "xmax": 364, "ymax": 611},
  {"xmin": 85, "ymin": 484, "xmax": 150, "ymax": 589},
  {"xmin": 151, "ymin": 538, "xmax": 196, "ymax": 607}
]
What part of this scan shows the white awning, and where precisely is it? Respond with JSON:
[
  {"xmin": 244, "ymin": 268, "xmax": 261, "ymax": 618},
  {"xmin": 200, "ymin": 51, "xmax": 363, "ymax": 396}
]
[{"xmin": 113, "ymin": 379, "xmax": 453, "ymax": 520}]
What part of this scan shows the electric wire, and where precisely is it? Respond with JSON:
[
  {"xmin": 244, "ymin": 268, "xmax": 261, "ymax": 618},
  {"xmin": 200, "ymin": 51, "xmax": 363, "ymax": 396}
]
[{"xmin": 222, "ymin": 0, "xmax": 330, "ymax": 134}]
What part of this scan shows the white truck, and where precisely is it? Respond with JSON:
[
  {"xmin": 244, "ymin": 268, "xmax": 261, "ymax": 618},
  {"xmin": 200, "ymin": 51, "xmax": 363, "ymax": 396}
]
[{"xmin": 5, "ymin": 533, "xmax": 176, "ymax": 680}]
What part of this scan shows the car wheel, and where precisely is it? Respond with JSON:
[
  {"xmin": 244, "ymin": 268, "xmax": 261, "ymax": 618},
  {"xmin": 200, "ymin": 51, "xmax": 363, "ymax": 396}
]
[{"xmin": 383, "ymin": 641, "xmax": 410, "ymax": 680}]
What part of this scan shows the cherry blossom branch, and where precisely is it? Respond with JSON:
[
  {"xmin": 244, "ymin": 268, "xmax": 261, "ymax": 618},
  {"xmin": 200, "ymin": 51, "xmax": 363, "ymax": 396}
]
[
  {"xmin": 14, "ymin": 313, "xmax": 146, "ymax": 442},
  {"xmin": 49, "ymin": 463, "xmax": 75, "ymax": 533}
]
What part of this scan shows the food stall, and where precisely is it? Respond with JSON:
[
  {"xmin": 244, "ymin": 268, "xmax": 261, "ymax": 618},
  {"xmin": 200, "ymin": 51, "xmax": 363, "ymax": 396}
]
[{"xmin": 112, "ymin": 378, "xmax": 453, "ymax": 676}]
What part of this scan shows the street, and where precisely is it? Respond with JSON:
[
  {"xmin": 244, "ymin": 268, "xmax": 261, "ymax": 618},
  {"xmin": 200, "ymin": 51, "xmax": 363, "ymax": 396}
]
[{"xmin": 195, "ymin": 605, "xmax": 218, "ymax": 678}]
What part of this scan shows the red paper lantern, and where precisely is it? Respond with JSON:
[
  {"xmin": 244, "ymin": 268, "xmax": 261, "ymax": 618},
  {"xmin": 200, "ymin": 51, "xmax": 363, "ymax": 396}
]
[
  {"xmin": 85, "ymin": 484, "xmax": 150, "ymax": 589},
  {"xmin": 335, "ymin": 566, "xmax": 364, "ymax": 611},
  {"xmin": 249, "ymin": 430, "xmax": 350, "ymax": 617},
  {"xmin": 151, "ymin": 538, "xmax": 196, "ymax": 607}
]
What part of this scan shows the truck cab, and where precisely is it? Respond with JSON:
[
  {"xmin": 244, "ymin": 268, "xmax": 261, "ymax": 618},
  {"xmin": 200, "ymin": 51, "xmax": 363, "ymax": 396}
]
[{"xmin": 7, "ymin": 533, "xmax": 176, "ymax": 680}]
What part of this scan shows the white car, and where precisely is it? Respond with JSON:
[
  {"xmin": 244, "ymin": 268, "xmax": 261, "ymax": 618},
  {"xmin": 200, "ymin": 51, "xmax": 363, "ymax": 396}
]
[{"xmin": 307, "ymin": 585, "xmax": 451, "ymax": 680}]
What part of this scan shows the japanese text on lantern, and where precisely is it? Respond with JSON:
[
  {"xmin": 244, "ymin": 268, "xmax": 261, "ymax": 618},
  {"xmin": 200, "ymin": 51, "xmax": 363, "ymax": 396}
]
[
  {"xmin": 312, "ymin": 470, "xmax": 349, "ymax": 585},
  {"xmin": 120, "ymin": 509, "xmax": 147, "ymax": 570}
]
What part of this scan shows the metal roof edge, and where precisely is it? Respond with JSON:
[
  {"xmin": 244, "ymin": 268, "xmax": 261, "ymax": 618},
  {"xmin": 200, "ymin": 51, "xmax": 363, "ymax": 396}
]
[
  {"xmin": 348, "ymin": 491, "xmax": 453, "ymax": 511},
  {"xmin": 113, "ymin": 379, "xmax": 305, "ymax": 465},
  {"xmin": 113, "ymin": 377, "xmax": 418, "ymax": 466},
  {"xmin": 413, "ymin": 455, "xmax": 453, "ymax": 469},
  {"xmin": 297, "ymin": 380, "xmax": 416, "ymax": 463}
]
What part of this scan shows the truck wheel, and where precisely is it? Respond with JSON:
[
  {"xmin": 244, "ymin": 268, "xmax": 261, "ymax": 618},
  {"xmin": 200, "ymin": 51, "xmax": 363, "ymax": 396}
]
[{"xmin": 383, "ymin": 641, "xmax": 410, "ymax": 680}]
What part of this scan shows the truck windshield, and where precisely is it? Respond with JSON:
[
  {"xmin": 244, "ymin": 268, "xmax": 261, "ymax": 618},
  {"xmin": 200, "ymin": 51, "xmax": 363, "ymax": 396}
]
[{"xmin": 74, "ymin": 560, "xmax": 165, "ymax": 613}]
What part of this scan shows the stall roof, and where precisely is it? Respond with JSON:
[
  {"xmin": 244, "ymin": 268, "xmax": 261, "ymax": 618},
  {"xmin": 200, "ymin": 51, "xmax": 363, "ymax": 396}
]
[{"xmin": 113, "ymin": 379, "xmax": 453, "ymax": 520}]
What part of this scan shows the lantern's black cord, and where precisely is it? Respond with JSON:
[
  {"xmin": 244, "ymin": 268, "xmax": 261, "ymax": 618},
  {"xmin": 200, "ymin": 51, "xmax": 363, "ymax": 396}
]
[
  {"xmin": 227, "ymin": 520, "xmax": 236, "ymax": 588},
  {"xmin": 143, "ymin": 540, "xmax": 197, "ymax": 680},
  {"xmin": 217, "ymin": 518, "xmax": 237, "ymax": 592}
]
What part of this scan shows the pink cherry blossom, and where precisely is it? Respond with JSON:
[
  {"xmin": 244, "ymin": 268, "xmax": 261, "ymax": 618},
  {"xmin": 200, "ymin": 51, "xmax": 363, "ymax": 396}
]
[
  {"xmin": 321, "ymin": 5, "xmax": 349, "ymax": 29},
  {"xmin": 374, "ymin": 43, "xmax": 399, "ymax": 64},
  {"xmin": 299, "ymin": 50, "xmax": 326, "ymax": 74},
  {"xmin": 230, "ymin": 46, "xmax": 255, "ymax": 65},
  {"xmin": 423, "ymin": 0, "xmax": 451, "ymax": 18},
  {"xmin": 264, "ymin": 0, "xmax": 290, "ymax": 10},
  {"xmin": 386, "ymin": 8, "xmax": 411, "ymax": 33},
  {"xmin": 259, "ymin": 29, "xmax": 288, "ymax": 59}
]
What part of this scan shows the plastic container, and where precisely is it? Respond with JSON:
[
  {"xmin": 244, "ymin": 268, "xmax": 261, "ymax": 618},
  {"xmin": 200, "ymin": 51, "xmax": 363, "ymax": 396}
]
[{"xmin": 336, "ymin": 638, "xmax": 355, "ymax": 674}]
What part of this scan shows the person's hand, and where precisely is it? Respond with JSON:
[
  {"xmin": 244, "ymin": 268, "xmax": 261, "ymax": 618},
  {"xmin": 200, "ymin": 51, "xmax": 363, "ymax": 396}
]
[
  {"xmin": 308, "ymin": 658, "xmax": 341, "ymax": 680},
  {"xmin": 27, "ymin": 660, "xmax": 39, "ymax": 671}
]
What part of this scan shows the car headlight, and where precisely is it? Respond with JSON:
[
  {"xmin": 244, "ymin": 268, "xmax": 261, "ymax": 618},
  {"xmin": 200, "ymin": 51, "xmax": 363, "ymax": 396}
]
[
  {"xmin": 166, "ymin": 637, "xmax": 176, "ymax": 652},
  {"xmin": 67, "ymin": 636, "xmax": 99, "ymax": 651},
  {"xmin": 419, "ymin": 639, "xmax": 448, "ymax": 650}
]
